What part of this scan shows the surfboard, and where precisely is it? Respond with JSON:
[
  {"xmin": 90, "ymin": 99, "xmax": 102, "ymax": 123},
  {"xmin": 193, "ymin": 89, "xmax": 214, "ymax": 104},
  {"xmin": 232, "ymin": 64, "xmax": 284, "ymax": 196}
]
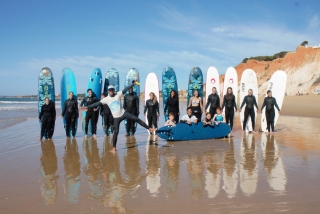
[
  {"xmin": 124, "ymin": 68, "xmax": 140, "ymax": 135},
  {"xmin": 205, "ymin": 66, "xmax": 220, "ymax": 111},
  {"xmin": 187, "ymin": 67, "xmax": 203, "ymax": 105},
  {"xmin": 239, "ymin": 69, "xmax": 258, "ymax": 132},
  {"xmin": 103, "ymin": 68, "xmax": 119, "ymax": 135},
  {"xmin": 261, "ymin": 70, "xmax": 287, "ymax": 132},
  {"xmin": 144, "ymin": 73, "xmax": 160, "ymax": 135},
  {"xmin": 82, "ymin": 68, "xmax": 102, "ymax": 136},
  {"xmin": 222, "ymin": 67, "xmax": 238, "ymax": 122},
  {"xmin": 162, "ymin": 66, "xmax": 178, "ymax": 121},
  {"xmin": 61, "ymin": 67, "xmax": 78, "ymax": 138},
  {"xmin": 38, "ymin": 67, "xmax": 55, "ymax": 138},
  {"xmin": 157, "ymin": 122, "xmax": 230, "ymax": 141}
]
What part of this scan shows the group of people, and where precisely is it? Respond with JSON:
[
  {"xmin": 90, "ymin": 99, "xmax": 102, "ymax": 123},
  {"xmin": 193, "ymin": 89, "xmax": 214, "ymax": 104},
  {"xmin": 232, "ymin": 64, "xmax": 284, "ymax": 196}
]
[{"xmin": 39, "ymin": 81, "xmax": 281, "ymax": 153}]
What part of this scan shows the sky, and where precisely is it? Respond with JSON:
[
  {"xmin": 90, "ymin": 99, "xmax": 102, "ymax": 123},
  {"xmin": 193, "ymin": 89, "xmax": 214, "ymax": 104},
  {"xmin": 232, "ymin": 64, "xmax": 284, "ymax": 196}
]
[{"xmin": 0, "ymin": 0, "xmax": 319, "ymax": 95}]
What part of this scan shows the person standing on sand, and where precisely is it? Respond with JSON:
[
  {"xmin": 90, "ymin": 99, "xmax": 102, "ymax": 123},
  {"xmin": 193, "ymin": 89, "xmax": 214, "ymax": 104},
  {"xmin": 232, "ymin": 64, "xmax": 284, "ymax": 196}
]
[
  {"xmin": 99, "ymin": 93, "xmax": 114, "ymax": 137},
  {"xmin": 205, "ymin": 87, "xmax": 220, "ymax": 117},
  {"xmin": 61, "ymin": 91, "xmax": 79, "ymax": 139},
  {"xmin": 123, "ymin": 87, "xmax": 140, "ymax": 136},
  {"xmin": 222, "ymin": 87, "xmax": 237, "ymax": 132},
  {"xmin": 39, "ymin": 97, "xmax": 56, "ymax": 140},
  {"xmin": 240, "ymin": 89, "xmax": 258, "ymax": 133},
  {"xmin": 261, "ymin": 90, "xmax": 281, "ymax": 133},
  {"xmin": 80, "ymin": 89, "xmax": 99, "ymax": 139},
  {"xmin": 82, "ymin": 81, "xmax": 154, "ymax": 154},
  {"xmin": 164, "ymin": 90, "xmax": 180, "ymax": 123},
  {"xmin": 144, "ymin": 92, "xmax": 160, "ymax": 133},
  {"xmin": 188, "ymin": 90, "xmax": 203, "ymax": 121}
]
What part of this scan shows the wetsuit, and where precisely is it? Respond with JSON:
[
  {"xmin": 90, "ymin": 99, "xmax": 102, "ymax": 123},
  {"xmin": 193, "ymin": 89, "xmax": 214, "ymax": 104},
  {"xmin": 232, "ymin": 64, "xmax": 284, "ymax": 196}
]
[
  {"xmin": 123, "ymin": 91, "xmax": 139, "ymax": 135},
  {"xmin": 39, "ymin": 103, "xmax": 56, "ymax": 139},
  {"xmin": 240, "ymin": 95, "xmax": 258, "ymax": 131},
  {"xmin": 190, "ymin": 97, "xmax": 202, "ymax": 121},
  {"xmin": 99, "ymin": 104, "xmax": 113, "ymax": 136},
  {"xmin": 87, "ymin": 83, "xmax": 149, "ymax": 148},
  {"xmin": 80, "ymin": 96, "xmax": 99, "ymax": 135},
  {"xmin": 222, "ymin": 95, "xmax": 237, "ymax": 130},
  {"xmin": 261, "ymin": 97, "xmax": 280, "ymax": 132},
  {"xmin": 164, "ymin": 96, "xmax": 180, "ymax": 123},
  {"xmin": 205, "ymin": 93, "xmax": 220, "ymax": 117},
  {"xmin": 62, "ymin": 98, "xmax": 79, "ymax": 137},
  {"xmin": 144, "ymin": 99, "xmax": 159, "ymax": 129}
]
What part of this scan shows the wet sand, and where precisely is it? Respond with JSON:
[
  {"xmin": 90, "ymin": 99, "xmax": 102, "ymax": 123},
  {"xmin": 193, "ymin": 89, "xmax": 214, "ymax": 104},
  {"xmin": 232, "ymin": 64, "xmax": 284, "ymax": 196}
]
[{"xmin": 1, "ymin": 101, "xmax": 320, "ymax": 213}]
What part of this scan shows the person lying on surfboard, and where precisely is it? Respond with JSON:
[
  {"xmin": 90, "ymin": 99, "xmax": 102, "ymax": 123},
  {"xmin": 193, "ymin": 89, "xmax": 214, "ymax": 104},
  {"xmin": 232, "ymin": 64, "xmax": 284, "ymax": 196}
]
[
  {"xmin": 213, "ymin": 107, "xmax": 224, "ymax": 126},
  {"xmin": 180, "ymin": 107, "xmax": 198, "ymax": 124},
  {"xmin": 202, "ymin": 112, "xmax": 214, "ymax": 126},
  {"xmin": 164, "ymin": 112, "xmax": 176, "ymax": 126},
  {"xmin": 82, "ymin": 81, "xmax": 154, "ymax": 154}
]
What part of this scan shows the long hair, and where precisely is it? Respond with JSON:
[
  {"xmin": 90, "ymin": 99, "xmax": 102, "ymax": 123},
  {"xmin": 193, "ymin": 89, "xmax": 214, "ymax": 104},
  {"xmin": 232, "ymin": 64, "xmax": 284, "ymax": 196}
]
[
  {"xmin": 226, "ymin": 87, "xmax": 234, "ymax": 99},
  {"xmin": 170, "ymin": 90, "xmax": 177, "ymax": 99},
  {"xmin": 150, "ymin": 92, "xmax": 157, "ymax": 104}
]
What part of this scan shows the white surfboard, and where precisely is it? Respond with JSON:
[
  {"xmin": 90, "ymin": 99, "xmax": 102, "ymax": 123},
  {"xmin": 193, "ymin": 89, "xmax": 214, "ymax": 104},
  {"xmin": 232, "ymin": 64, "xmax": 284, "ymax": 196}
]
[
  {"xmin": 205, "ymin": 66, "xmax": 220, "ymax": 111},
  {"xmin": 261, "ymin": 70, "xmax": 287, "ymax": 132},
  {"xmin": 222, "ymin": 67, "xmax": 238, "ymax": 122},
  {"xmin": 144, "ymin": 73, "xmax": 160, "ymax": 135},
  {"xmin": 239, "ymin": 69, "xmax": 258, "ymax": 132}
]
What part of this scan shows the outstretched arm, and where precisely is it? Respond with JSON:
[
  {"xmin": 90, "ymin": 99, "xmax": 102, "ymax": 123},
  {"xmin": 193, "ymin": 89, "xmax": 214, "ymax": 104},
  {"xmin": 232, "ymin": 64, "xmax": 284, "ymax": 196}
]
[{"xmin": 122, "ymin": 83, "xmax": 135, "ymax": 94}]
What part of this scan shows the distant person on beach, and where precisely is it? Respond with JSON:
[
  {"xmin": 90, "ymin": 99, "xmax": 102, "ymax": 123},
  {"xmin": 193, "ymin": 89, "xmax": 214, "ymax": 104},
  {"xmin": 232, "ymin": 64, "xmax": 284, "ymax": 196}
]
[
  {"xmin": 180, "ymin": 107, "xmax": 198, "ymax": 124},
  {"xmin": 222, "ymin": 87, "xmax": 237, "ymax": 131},
  {"xmin": 213, "ymin": 107, "xmax": 224, "ymax": 126},
  {"xmin": 39, "ymin": 97, "xmax": 56, "ymax": 140},
  {"xmin": 164, "ymin": 112, "xmax": 176, "ymax": 126},
  {"xmin": 261, "ymin": 90, "xmax": 281, "ymax": 133},
  {"xmin": 61, "ymin": 91, "xmax": 79, "ymax": 139},
  {"xmin": 205, "ymin": 87, "xmax": 220, "ymax": 117},
  {"xmin": 123, "ymin": 87, "xmax": 140, "ymax": 136},
  {"xmin": 202, "ymin": 112, "xmax": 213, "ymax": 126},
  {"xmin": 82, "ymin": 81, "xmax": 154, "ymax": 154},
  {"xmin": 144, "ymin": 92, "xmax": 160, "ymax": 132},
  {"xmin": 188, "ymin": 89, "xmax": 203, "ymax": 121},
  {"xmin": 100, "ymin": 93, "xmax": 114, "ymax": 137},
  {"xmin": 80, "ymin": 89, "xmax": 99, "ymax": 139},
  {"xmin": 240, "ymin": 89, "xmax": 258, "ymax": 133},
  {"xmin": 164, "ymin": 90, "xmax": 180, "ymax": 123}
]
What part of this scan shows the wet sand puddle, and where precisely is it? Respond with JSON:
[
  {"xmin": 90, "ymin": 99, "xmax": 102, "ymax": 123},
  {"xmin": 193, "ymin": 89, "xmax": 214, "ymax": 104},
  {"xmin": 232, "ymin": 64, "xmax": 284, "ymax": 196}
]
[{"xmin": 0, "ymin": 113, "xmax": 320, "ymax": 213}]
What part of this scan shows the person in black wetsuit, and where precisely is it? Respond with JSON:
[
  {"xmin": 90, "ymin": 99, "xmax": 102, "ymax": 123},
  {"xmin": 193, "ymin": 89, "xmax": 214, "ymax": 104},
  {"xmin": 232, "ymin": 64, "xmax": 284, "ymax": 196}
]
[
  {"xmin": 164, "ymin": 90, "xmax": 180, "ymax": 123},
  {"xmin": 144, "ymin": 92, "xmax": 160, "ymax": 131},
  {"xmin": 240, "ymin": 89, "xmax": 258, "ymax": 133},
  {"xmin": 261, "ymin": 90, "xmax": 281, "ymax": 133},
  {"xmin": 100, "ymin": 93, "xmax": 114, "ymax": 137},
  {"xmin": 222, "ymin": 87, "xmax": 237, "ymax": 131},
  {"xmin": 123, "ymin": 87, "xmax": 140, "ymax": 136},
  {"xmin": 61, "ymin": 91, "xmax": 79, "ymax": 139},
  {"xmin": 39, "ymin": 97, "xmax": 56, "ymax": 140},
  {"xmin": 80, "ymin": 89, "xmax": 99, "ymax": 139},
  {"xmin": 205, "ymin": 87, "xmax": 220, "ymax": 117}
]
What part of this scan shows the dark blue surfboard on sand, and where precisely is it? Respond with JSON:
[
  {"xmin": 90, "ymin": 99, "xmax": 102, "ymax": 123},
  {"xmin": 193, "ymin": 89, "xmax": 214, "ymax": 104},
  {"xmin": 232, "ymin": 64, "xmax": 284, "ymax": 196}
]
[
  {"xmin": 38, "ymin": 67, "xmax": 55, "ymax": 138},
  {"xmin": 157, "ymin": 122, "xmax": 230, "ymax": 141}
]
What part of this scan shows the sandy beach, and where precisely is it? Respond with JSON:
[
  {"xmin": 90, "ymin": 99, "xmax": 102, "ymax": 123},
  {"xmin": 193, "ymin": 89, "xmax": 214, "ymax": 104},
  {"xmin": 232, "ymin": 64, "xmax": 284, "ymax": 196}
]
[{"xmin": 0, "ymin": 96, "xmax": 320, "ymax": 213}]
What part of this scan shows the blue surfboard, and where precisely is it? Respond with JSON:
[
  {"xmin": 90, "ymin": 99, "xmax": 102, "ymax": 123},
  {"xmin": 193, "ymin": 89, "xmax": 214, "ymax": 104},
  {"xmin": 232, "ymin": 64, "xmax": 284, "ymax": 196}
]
[
  {"xmin": 124, "ymin": 68, "xmax": 140, "ymax": 135},
  {"xmin": 157, "ymin": 122, "xmax": 230, "ymax": 141},
  {"xmin": 61, "ymin": 68, "xmax": 78, "ymax": 138},
  {"xmin": 187, "ymin": 67, "xmax": 203, "ymax": 104},
  {"xmin": 102, "ymin": 68, "xmax": 119, "ymax": 134},
  {"xmin": 162, "ymin": 66, "xmax": 178, "ymax": 121},
  {"xmin": 82, "ymin": 68, "xmax": 102, "ymax": 136},
  {"xmin": 38, "ymin": 67, "xmax": 55, "ymax": 138}
]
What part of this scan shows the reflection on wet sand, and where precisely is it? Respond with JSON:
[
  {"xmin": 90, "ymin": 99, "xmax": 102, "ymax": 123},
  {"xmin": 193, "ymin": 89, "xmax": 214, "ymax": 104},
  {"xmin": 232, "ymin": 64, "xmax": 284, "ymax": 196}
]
[
  {"xmin": 146, "ymin": 135, "xmax": 161, "ymax": 197},
  {"xmin": 261, "ymin": 134, "xmax": 287, "ymax": 193},
  {"xmin": 204, "ymin": 150, "xmax": 221, "ymax": 199},
  {"xmin": 222, "ymin": 139, "xmax": 238, "ymax": 198},
  {"xmin": 62, "ymin": 139, "xmax": 81, "ymax": 203},
  {"xmin": 163, "ymin": 145, "xmax": 180, "ymax": 198},
  {"xmin": 187, "ymin": 155, "xmax": 204, "ymax": 200},
  {"xmin": 39, "ymin": 140, "xmax": 59, "ymax": 205},
  {"xmin": 240, "ymin": 134, "xmax": 258, "ymax": 196}
]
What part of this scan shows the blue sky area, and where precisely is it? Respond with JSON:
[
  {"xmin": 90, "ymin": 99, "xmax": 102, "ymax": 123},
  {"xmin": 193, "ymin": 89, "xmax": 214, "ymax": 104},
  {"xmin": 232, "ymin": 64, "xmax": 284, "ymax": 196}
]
[{"xmin": 0, "ymin": 0, "xmax": 319, "ymax": 95}]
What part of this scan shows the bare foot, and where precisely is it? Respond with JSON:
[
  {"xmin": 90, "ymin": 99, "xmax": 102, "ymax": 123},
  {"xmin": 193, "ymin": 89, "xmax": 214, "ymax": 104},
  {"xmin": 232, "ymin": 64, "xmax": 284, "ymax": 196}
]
[
  {"xmin": 66, "ymin": 136, "xmax": 70, "ymax": 139},
  {"xmin": 84, "ymin": 135, "xmax": 88, "ymax": 139},
  {"xmin": 93, "ymin": 134, "xmax": 97, "ymax": 140},
  {"xmin": 148, "ymin": 128, "xmax": 153, "ymax": 133},
  {"xmin": 125, "ymin": 134, "xmax": 129, "ymax": 137},
  {"xmin": 109, "ymin": 147, "xmax": 117, "ymax": 154}
]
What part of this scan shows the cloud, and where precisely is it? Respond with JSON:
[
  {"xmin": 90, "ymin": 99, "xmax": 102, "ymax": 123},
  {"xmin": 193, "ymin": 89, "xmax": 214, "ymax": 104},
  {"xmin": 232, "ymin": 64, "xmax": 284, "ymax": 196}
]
[
  {"xmin": 211, "ymin": 27, "xmax": 226, "ymax": 33},
  {"xmin": 308, "ymin": 14, "xmax": 319, "ymax": 28}
]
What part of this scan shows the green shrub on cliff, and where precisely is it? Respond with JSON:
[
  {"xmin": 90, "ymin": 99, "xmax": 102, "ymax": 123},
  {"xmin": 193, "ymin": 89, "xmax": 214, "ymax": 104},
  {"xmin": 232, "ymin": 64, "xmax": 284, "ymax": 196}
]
[{"xmin": 242, "ymin": 51, "xmax": 288, "ymax": 63}]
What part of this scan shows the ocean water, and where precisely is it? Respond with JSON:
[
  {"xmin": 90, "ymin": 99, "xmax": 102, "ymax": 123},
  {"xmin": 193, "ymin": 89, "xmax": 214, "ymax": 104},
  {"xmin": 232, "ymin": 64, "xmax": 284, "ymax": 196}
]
[{"xmin": 0, "ymin": 98, "xmax": 61, "ymax": 129}]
